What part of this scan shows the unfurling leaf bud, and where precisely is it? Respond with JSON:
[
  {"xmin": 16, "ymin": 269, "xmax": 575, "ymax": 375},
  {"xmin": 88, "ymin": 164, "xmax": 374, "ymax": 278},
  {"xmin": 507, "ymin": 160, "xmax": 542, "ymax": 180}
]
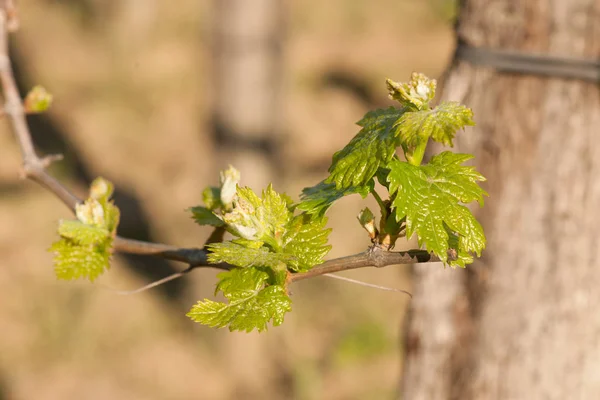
[
  {"xmin": 75, "ymin": 199, "xmax": 105, "ymax": 226},
  {"xmin": 222, "ymin": 193, "xmax": 260, "ymax": 241},
  {"xmin": 90, "ymin": 177, "xmax": 114, "ymax": 200},
  {"xmin": 358, "ymin": 207, "xmax": 377, "ymax": 240},
  {"xmin": 386, "ymin": 73, "xmax": 436, "ymax": 110},
  {"xmin": 219, "ymin": 165, "xmax": 240, "ymax": 208},
  {"xmin": 24, "ymin": 85, "xmax": 53, "ymax": 113}
]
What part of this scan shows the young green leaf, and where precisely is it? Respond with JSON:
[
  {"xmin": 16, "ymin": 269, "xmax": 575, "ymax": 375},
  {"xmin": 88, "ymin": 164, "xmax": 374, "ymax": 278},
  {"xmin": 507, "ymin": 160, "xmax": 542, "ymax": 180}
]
[
  {"xmin": 298, "ymin": 180, "xmax": 373, "ymax": 218},
  {"xmin": 446, "ymin": 227, "xmax": 474, "ymax": 268},
  {"xmin": 189, "ymin": 206, "xmax": 225, "ymax": 227},
  {"xmin": 187, "ymin": 267, "xmax": 292, "ymax": 332},
  {"xmin": 214, "ymin": 267, "xmax": 269, "ymax": 295},
  {"xmin": 50, "ymin": 178, "xmax": 119, "ymax": 281},
  {"xmin": 50, "ymin": 237, "xmax": 113, "ymax": 281},
  {"xmin": 282, "ymin": 214, "xmax": 332, "ymax": 272},
  {"xmin": 57, "ymin": 220, "xmax": 110, "ymax": 245},
  {"xmin": 187, "ymin": 287, "xmax": 291, "ymax": 332},
  {"xmin": 394, "ymin": 101, "xmax": 474, "ymax": 148},
  {"xmin": 200, "ymin": 178, "xmax": 332, "ymax": 274},
  {"xmin": 326, "ymin": 107, "xmax": 405, "ymax": 190},
  {"xmin": 260, "ymin": 185, "xmax": 291, "ymax": 239},
  {"xmin": 207, "ymin": 241, "xmax": 291, "ymax": 268},
  {"xmin": 207, "ymin": 214, "xmax": 331, "ymax": 273},
  {"xmin": 222, "ymin": 185, "xmax": 290, "ymax": 246},
  {"xmin": 387, "ymin": 151, "xmax": 487, "ymax": 266}
]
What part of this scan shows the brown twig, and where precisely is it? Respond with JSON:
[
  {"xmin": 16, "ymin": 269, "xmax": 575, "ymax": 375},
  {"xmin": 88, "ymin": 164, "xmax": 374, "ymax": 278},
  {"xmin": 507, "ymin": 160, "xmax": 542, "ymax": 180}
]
[
  {"xmin": 289, "ymin": 248, "xmax": 438, "ymax": 282},
  {"xmin": 0, "ymin": 4, "xmax": 440, "ymax": 290}
]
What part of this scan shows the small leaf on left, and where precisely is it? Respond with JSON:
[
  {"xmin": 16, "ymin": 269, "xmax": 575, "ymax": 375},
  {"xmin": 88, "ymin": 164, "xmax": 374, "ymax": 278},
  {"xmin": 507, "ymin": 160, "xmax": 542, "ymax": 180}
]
[
  {"xmin": 190, "ymin": 206, "xmax": 225, "ymax": 227},
  {"xmin": 49, "ymin": 178, "xmax": 119, "ymax": 282}
]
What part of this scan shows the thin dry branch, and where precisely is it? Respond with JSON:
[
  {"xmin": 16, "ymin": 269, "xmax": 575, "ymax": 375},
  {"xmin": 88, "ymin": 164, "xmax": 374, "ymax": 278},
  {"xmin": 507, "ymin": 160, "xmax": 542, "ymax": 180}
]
[
  {"xmin": 289, "ymin": 248, "xmax": 438, "ymax": 282},
  {"xmin": 0, "ymin": 4, "xmax": 439, "ymax": 287}
]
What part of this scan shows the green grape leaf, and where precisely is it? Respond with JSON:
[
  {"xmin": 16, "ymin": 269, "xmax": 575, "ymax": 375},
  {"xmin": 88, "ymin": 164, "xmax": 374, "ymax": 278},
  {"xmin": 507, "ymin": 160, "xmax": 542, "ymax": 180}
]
[
  {"xmin": 50, "ymin": 237, "xmax": 113, "ymax": 281},
  {"xmin": 230, "ymin": 238, "xmax": 264, "ymax": 249},
  {"xmin": 214, "ymin": 267, "xmax": 269, "ymax": 297},
  {"xmin": 279, "ymin": 192, "xmax": 296, "ymax": 210},
  {"xmin": 187, "ymin": 267, "xmax": 292, "ymax": 332},
  {"xmin": 260, "ymin": 185, "xmax": 290, "ymax": 238},
  {"xmin": 395, "ymin": 102, "xmax": 474, "ymax": 148},
  {"xmin": 446, "ymin": 227, "xmax": 473, "ymax": 268},
  {"xmin": 207, "ymin": 241, "xmax": 291, "ymax": 268},
  {"xmin": 57, "ymin": 220, "xmax": 110, "ymax": 245},
  {"xmin": 102, "ymin": 201, "xmax": 120, "ymax": 233},
  {"xmin": 223, "ymin": 185, "xmax": 290, "ymax": 245},
  {"xmin": 50, "ymin": 178, "xmax": 119, "ymax": 281},
  {"xmin": 189, "ymin": 206, "xmax": 225, "ymax": 227},
  {"xmin": 387, "ymin": 151, "xmax": 487, "ymax": 266},
  {"xmin": 282, "ymin": 214, "xmax": 332, "ymax": 272},
  {"xmin": 298, "ymin": 180, "xmax": 373, "ymax": 218},
  {"xmin": 206, "ymin": 182, "xmax": 331, "ymax": 273},
  {"xmin": 326, "ymin": 107, "xmax": 405, "ymax": 190}
]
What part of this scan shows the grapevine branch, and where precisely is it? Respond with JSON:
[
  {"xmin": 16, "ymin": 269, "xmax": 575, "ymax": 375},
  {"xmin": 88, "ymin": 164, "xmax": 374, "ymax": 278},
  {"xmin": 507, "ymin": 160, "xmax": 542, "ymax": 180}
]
[{"xmin": 0, "ymin": 5, "xmax": 439, "ymax": 288}]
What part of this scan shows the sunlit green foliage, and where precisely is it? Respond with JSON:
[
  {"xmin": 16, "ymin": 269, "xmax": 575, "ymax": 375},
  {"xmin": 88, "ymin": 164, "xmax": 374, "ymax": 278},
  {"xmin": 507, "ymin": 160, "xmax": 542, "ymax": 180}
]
[
  {"xmin": 189, "ymin": 170, "xmax": 331, "ymax": 331},
  {"xmin": 52, "ymin": 73, "xmax": 486, "ymax": 332},
  {"xmin": 187, "ymin": 268, "xmax": 292, "ymax": 332},
  {"xmin": 387, "ymin": 152, "xmax": 486, "ymax": 266},
  {"xmin": 326, "ymin": 107, "xmax": 405, "ymax": 190},
  {"xmin": 300, "ymin": 72, "xmax": 485, "ymax": 267},
  {"xmin": 50, "ymin": 178, "xmax": 119, "ymax": 281}
]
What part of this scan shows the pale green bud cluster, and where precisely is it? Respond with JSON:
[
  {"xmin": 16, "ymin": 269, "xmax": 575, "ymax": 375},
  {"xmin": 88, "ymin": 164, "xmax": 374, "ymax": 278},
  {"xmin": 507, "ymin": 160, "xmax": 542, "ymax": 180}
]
[
  {"xmin": 386, "ymin": 72, "xmax": 437, "ymax": 110},
  {"xmin": 219, "ymin": 165, "xmax": 241, "ymax": 208},
  {"xmin": 75, "ymin": 199, "xmax": 105, "ymax": 227},
  {"xmin": 90, "ymin": 177, "xmax": 113, "ymax": 200},
  {"xmin": 222, "ymin": 196, "xmax": 261, "ymax": 241}
]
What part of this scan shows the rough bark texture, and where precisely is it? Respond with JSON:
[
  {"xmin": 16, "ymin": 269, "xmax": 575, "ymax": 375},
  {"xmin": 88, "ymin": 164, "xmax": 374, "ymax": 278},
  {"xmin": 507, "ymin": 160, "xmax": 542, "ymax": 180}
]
[{"xmin": 401, "ymin": 1, "xmax": 600, "ymax": 399}]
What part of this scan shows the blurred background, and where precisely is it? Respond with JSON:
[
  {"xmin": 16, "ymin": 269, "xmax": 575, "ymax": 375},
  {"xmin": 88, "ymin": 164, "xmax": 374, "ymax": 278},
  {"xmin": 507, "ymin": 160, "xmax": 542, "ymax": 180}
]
[{"xmin": 0, "ymin": 1, "xmax": 457, "ymax": 399}]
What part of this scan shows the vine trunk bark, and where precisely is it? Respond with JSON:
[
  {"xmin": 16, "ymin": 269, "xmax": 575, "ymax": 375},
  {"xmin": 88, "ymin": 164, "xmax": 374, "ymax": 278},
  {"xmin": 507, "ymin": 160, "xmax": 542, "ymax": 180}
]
[{"xmin": 401, "ymin": 1, "xmax": 600, "ymax": 399}]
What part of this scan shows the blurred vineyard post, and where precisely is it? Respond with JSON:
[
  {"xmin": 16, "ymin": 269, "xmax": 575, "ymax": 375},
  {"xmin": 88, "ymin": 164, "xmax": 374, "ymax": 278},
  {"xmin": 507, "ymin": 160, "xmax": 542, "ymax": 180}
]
[
  {"xmin": 401, "ymin": 0, "xmax": 600, "ymax": 398},
  {"xmin": 211, "ymin": 0, "xmax": 286, "ymax": 189}
]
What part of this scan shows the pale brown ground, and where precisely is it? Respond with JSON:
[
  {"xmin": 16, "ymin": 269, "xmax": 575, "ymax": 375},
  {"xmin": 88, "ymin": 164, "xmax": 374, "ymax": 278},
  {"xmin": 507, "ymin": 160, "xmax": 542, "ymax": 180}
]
[{"xmin": 0, "ymin": 1, "xmax": 452, "ymax": 399}]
